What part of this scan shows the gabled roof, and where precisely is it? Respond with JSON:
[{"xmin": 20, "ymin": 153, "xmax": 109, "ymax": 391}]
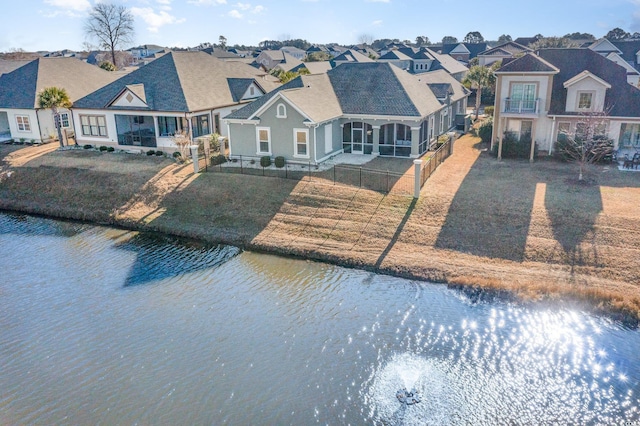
[
  {"xmin": 538, "ymin": 48, "xmax": 640, "ymax": 117},
  {"xmin": 605, "ymin": 52, "xmax": 640, "ymax": 75},
  {"xmin": 125, "ymin": 84, "xmax": 147, "ymax": 103},
  {"xmin": 378, "ymin": 49, "xmax": 413, "ymax": 61},
  {"xmin": 562, "ymin": 70, "xmax": 611, "ymax": 89},
  {"xmin": 417, "ymin": 70, "xmax": 469, "ymax": 103},
  {"xmin": 479, "ymin": 41, "xmax": 532, "ymax": 57},
  {"xmin": 587, "ymin": 38, "xmax": 622, "ymax": 54},
  {"xmin": 513, "ymin": 36, "xmax": 541, "ymax": 47},
  {"xmin": 74, "ymin": 51, "xmax": 279, "ymax": 112},
  {"xmin": 441, "ymin": 43, "xmax": 488, "ymax": 59},
  {"xmin": 303, "ymin": 61, "xmax": 332, "ymax": 74},
  {"xmin": 226, "ymin": 62, "xmax": 459, "ymax": 122},
  {"xmin": 495, "ymin": 53, "xmax": 559, "ymax": 73},
  {"xmin": 425, "ymin": 48, "xmax": 469, "ymax": 75},
  {"xmin": 0, "ymin": 59, "xmax": 30, "ymax": 76},
  {"xmin": 611, "ymin": 40, "xmax": 640, "ymax": 70},
  {"xmin": 227, "ymin": 78, "xmax": 261, "ymax": 102},
  {"xmin": 331, "ymin": 49, "xmax": 374, "ymax": 64},
  {"xmin": 0, "ymin": 57, "xmax": 117, "ymax": 109}
]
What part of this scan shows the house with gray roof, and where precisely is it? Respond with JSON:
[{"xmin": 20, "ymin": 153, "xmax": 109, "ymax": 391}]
[
  {"xmin": 0, "ymin": 57, "xmax": 117, "ymax": 143},
  {"xmin": 492, "ymin": 48, "xmax": 640, "ymax": 160},
  {"xmin": 587, "ymin": 38, "xmax": 640, "ymax": 86},
  {"xmin": 224, "ymin": 62, "xmax": 468, "ymax": 164},
  {"xmin": 72, "ymin": 51, "xmax": 280, "ymax": 152},
  {"xmin": 254, "ymin": 50, "xmax": 303, "ymax": 72},
  {"xmin": 477, "ymin": 41, "xmax": 532, "ymax": 66},
  {"xmin": 377, "ymin": 47, "xmax": 468, "ymax": 81}
]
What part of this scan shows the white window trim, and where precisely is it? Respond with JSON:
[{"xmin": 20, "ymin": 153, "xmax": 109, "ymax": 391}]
[
  {"xmin": 80, "ymin": 114, "xmax": 108, "ymax": 137},
  {"xmin": 293, "ymin": 128, "xmax": 310, "ymax": 159},
  {"xmin": 256, "ymin": 126, "xmax": 271, "ymax": 155},
  {"xmin": 276, "ymin": 103, "xmax": 287, "ymax": 118},
  {"xmin": 577, "ymin": 91, "xmax": 595, "ymax": 111},
  {"xmin": 15, "ymin": 115, "xmax": 31, "ymax": 132}
]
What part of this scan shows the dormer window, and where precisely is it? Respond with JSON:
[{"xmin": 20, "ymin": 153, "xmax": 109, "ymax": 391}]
[
  {"xmin": 578, "ymin": 92, "xmax": 593, "ymax": 110},
  {"xmin": 276, "ymin": 103, "xmax": 287, "ymax": 118},
  {"xmin": 250, "ymin": 86, "xmax": 255, "ymax": 96}
]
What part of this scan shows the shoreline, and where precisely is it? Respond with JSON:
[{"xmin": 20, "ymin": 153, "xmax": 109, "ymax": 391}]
[
  {"xmin": 1, "ymin": 138, "xmax": 639, "ymax": 328},
  {"xmin": 1, "ymin": 204, "xmax": 638, "ymax": 328}
]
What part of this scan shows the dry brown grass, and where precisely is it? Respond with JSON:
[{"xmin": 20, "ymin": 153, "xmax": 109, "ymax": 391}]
[{"xmin": 1, "ymin": 139, "xmax": 640, "ymax": 325}]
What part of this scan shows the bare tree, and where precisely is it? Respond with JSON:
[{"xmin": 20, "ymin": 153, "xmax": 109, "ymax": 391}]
[
  {"xmin": 555, "ymin": 112, "xmax": 613, "ymax": 181},
  {"xmin": 84, "ymin": 3, "xmax": 135, "ymax": 69},
  {"xmin": 171, "ymin": 130, "xmax": 192, "ymax": 160},
  {"xmin": 357, "ymin": 33, "xmax": 374, "ymax": 46}
]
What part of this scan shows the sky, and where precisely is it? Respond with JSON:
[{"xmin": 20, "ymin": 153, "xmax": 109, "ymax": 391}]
[{"xmin": 2, "ymin": 0, "xmax": 640, "ymax": 52}]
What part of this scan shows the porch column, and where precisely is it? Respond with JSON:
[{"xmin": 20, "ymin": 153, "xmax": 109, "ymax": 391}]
[
  {"xmin": 410, "ymin": 126, "xmax": 421, "ymax": 158},
  {"xmin": 372, "ymin": 126, "xmax": 380, "ymax": 156},
  {"xmin": 497, "ymin": 117, "xmax": 505, "ymax": 160},
  {"xmin": 529, "ymin": 124, "xmax": 536, "ymax": 163}
]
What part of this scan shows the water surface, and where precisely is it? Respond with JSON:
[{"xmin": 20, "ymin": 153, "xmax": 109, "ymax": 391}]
[{"xmin": 0, "ymin": 213, "xmax": 638, "ymax": 425}]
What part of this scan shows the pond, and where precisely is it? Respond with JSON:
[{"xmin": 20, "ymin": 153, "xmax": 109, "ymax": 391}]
[{"xmin": 0, "ymin": 213, "xmax": 638, "ymax": 425}]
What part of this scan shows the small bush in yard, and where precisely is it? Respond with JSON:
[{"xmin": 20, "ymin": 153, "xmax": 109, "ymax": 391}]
[
  {"xmin": 260, "ymin": 156, "xmax": 272, "ymax": 167},
  {"xmin": 274, "ymin": 156, "xmax": 285, "ymax": 168},
  {"xmin": 210, "ymin": 154, "xmax": 227, "ymax": 166},
  {"xmin": 107, "ymin": 147, "xmax": 115, "ymax": 152},
  {"xmin": 478, "ymin": 119, "xmax": 493, "ymax": 145},
  {"xmin": 173, "ymin": 151, "xmax": 181, "ymax": 158},
  {"xmin": 484, "ymin": 106, "xmax": 494, "ymax": 117},
  {"xmin": 83, "ymin": 144, "xmax": 93, "ymax": 150},
  {"xmin": 147, "ymin": 150, "xmax": 155, "ymax": 156},
  {"xmin": 155, "ymin": 150, "xmax": 164, "ymax": 156},
  {"xmin": 99, "ymin": 145, "xmax": 108, "ymax": 152}
]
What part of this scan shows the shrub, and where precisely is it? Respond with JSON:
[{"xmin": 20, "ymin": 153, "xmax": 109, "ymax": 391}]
[
  {"xmin": 483, "ymin": 106, "xmax": 494, "ymax": 117},
  {"xmin": 83, "ymin": 144, "xmax": 93, "ymax": 150},
  {"xmin": 250, "ymin": 159, "xmax": 256, "ymax": 165},
  {"xmin": 478, "ymin": 119, "xmax": 493, "ymax": 144},
  {"xmin": 554, "ymin": 134, "xmax": 613, "ymax": 163},
  {"xmin": 260, "ymin": 156, "xmax": 272, "ymax": 167},
  {"xmin": 274, "ymin": 156, "xmax": 285, "ymax": 168},
  {"xmin": 493, "ymin": 131, "xmax": 537, "ymax": 159},
  {"xmin": 107, "ymin": 146, "xmax": 115, "ymax": 152},
  {"xmin": 210, "ymin": 154, "xmax": 227, "ymax": 166},
  {"xmin": 173, "ymin": 151, "xmax": 182, "ymax": 158},
  {"xmin": 30, "ymin": 139, "xmax": 36, "ymax": 144},
  {"xmin": 146, "ymin": 150, "xmax": 155, "ymax": 156},
  {"xmin": 99, "ymin": 145, "xmax": 108, "ymax": 152},
  {"xmin": 19, "ymin": 138, "xmax": 25, "ymax": 144},
  {"xmin": 155, "ymin": 150, "xmax": 164, "ymax": 156}
]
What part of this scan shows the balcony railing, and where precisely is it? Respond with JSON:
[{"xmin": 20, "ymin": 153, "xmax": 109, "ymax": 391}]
[{"xmin": 503, "ymin": 98, "xmax": 540, "ymax": 114}]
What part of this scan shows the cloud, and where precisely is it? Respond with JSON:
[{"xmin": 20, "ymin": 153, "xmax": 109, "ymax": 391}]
[
  {"xmin": 236, "ymin": 2, "xmax": 251, "ymax": 10},
  {"xmin": 43, "ymin": 0, "xmax": 91, "ymax": 11},
  {"xmin": 187, "ymin": 0, "xmax": 227, "ymax": 5},
  {"xmin": 372, "ymin": 19, "xmax": 383, "ymax": 26},
  {"xmin": 365, "ymin": 0, "xmax": 390, "ymax": 2},
  {"xmin": 228, "ymin": 9, "xmax": 243, "ymax": 18},
  {"xmin": 252, "ymin": 5, "xmax": 264, "ymax": 13},
  {"xmin": 130, "ymin": 7, "xmax": 186, "ymax": 33}
]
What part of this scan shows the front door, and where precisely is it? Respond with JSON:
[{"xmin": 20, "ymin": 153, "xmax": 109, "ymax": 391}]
[{"xmin": 352, "ymin": 128, "xmax": 363, "ymax": 154}]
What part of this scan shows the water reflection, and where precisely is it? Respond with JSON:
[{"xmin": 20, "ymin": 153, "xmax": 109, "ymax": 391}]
[{"xmin": 0, "ymin": 213, "xmax": 638, "ymax": 425}]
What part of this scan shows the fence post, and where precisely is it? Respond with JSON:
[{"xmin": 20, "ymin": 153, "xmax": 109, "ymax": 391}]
[
  {"xmin": 190, "ymin": 145, "xmax": 199, "ymax": 173},
  {"xmin": 333, "ymin": 166, "xmax": 336, "ymax": 185},
  {"xmin": 308, "ymin": 161, "xmax": 311, "ymax": 182},
  {"xmin": 285, "ymin": 164, "xmax": 288, "ymax": 179},
  {"xmin": 386, "ymin": 170, "xmax": 389, "ymax": 193},
  {"xmin": 413, "ymin": 159, "xmax": 422, "ymax": 198},
  {"xmin": 240, "ymin": 155, "xmax": 243, "ymax": 174},
  {"xmin": 359, "ymin": 167, "xmax": 362, "ymax": 188}
]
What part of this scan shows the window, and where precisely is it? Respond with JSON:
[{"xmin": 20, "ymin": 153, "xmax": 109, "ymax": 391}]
[
  {"xmin": 557, "ymin": 122, "xmax": 570, "ymax": 142},
  {"xmin": 191, "ymin": 114, "xmax": 210, "ymax": 138},
  {"xmin": 620, "ymin": 123, "xmax": 640, "ymax": 147},
  {"xmin": 509, "ymin": 83, "xmax": 537, "ymax": 112},
  {"xmin": 80, "ymin": 115, "xmax": 107, "ymax": 137},
  {"xmin": 249, "ymin": 86, "xmax": 255, "ymax": 96},
  {"xmin": 15, "ymin": 115, "xmax": 31, "ymax": 132},
  {"xmin": 158, "ymin": 116, "xmax": 184, "ymax": 136},
  {"xmin": 429, "ymin": 115, "xmax": 435, "ymax": 141},
  {"xmin": 115, "ymin": 114, "xmax": 155, "ymax": 146},
  {"xmin": 256, "ymin": 127, "xmax": 271, "ymax": 154},
  {"xmin": 54, "ymin": 113, "xmax": 70, "ymax": 129},
  {"xmin": 276, "ymin": 103, "xmax": 287, "ymax": 118},
  {"xmin": 578, "ymin": 92, "xmax": 593, "ymax": 110},
  {"xmin": 294, "ymin": 128, "xmax": 309, "ymax": 158}
]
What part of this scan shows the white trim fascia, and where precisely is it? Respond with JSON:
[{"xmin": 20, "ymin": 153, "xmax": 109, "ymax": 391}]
[
  {"xmin": 248, "ymin": 91, "xmax": 313, "ymax": 122},
  {"xmin": 224, "ymin": 118, "xmax": 260, "ymax": 125},
  {"xmin": 563, "ymin": 71, "xmax": 612, "ymax": 89},
  {"xmin": 588, "ymin": 38, "xmax": 622, "ymax": 54},
  {"xmin": 341, "ymin": 114, "xmax": 423, "ymax": 122},
  {"xmin": 548, "ymin": 114, "xmax": 640, "ymax": 121}
]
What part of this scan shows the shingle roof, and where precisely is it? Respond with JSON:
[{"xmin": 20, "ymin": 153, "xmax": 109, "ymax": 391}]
[
  {"xmin": 227, "ymin": 78, "xmax": 254, "ymax": 102},
  {"xmin": 538, "ymin": 48, "xmax": 640, "ymax": 117},
  {"xmin": 0, "ymin": 59, "xmax": 30, "ymax": 76},
  {"xmin": 611, "ymin": 40, "xmax": 640, "ymax": 71},
  {"xmin": 331, "ymin": 49, "xmax": 374, "ymax": 64},
  {"xmin": 495, "ymin": 53, "xmax": 559, "ymax": 73},
  {"xmin": 74, "ymin": 51, "xmax": 279, "ymax": 112},
  {"xmin": 226, "ymin": 62, "xmax": 463, "ymax": 122},
  {"xmin": 0, "ymin": 57, "xmax": 117, "ymax": 109},
  {"xmin": 425, "ymin": 48, "xmax": 469, "ymax": 75},
  {"xmin": 479, "ymin": 41, "xmax": 531, "ymax": 57},
  {"xmin": 417, "ymin": 70, "xmax": 469, "ymax": 103},
  {"xmin": 441, "ymin": 43, "xmax": 488, "ymax": 59}
]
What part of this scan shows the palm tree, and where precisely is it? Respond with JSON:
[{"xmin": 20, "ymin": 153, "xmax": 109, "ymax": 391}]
[
  {"xmin": 462, "ymin": 65, "xmax": 495, "ymax": 121},
  {"xmin": 37, "ymin": 87, "xmax": 72, "ymax": 148}
]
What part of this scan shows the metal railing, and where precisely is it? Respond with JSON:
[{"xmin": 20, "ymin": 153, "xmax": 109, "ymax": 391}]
[
  {"xmin": 503, "ymin": 98, "xmax": 539, "ymax": 114},
  {"xmin": 420, "ymin": 136, "xmax": 452, "ymax": 187}
]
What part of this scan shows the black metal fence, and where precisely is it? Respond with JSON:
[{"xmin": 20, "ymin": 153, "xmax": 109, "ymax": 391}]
[
  {"xmin": 420, "ymin": 137, "xmax": 453, "ymax": 186},
  {"xmin": 206, "ymin": 156, "xmax": 415, "ymax": 195}
]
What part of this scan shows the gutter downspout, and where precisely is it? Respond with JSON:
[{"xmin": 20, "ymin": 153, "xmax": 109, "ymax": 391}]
[
  {"xmin": 549, "ymin": 116, "xmax": 556, "ymax": 156},
  {"xmin": 313, "ymin": 124, "xmax": 318, "ymax": 165}
]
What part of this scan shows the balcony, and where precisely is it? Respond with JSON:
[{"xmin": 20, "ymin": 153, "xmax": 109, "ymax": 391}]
[{"xmin": 502, "ymin": 98, "xmax": 540, "ymax": 116}]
